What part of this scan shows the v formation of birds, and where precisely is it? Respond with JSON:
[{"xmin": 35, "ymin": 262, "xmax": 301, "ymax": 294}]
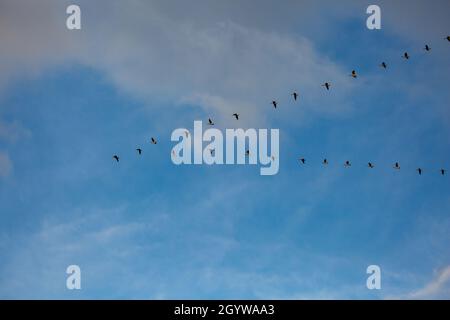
[{"xmin": 113, "ymin": 38, "xmax": 450, "ymax": 176}]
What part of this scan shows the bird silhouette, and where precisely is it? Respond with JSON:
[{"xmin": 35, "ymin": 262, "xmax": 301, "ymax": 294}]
[
  {"xmin": 323, "ymin": 158, "xmax": 328, "ymax": 165},
  {"xmin": 292, "ymin": 92, "xmax": 299, "ymax": 101},
  {"xmin": 417, "ymin": 168, "xmax": 422, "ymax": 175},
  {"xmin": 232, "ymin": 113, "xmax": 239, "ymax": 120},
  {"xmin": 441, "ymin": 169, "xmax": 446, "ymax": 175},
  {"xmin": 299, "ymin": 158, "xmax": 305, "ymax": 164},
  {"xmin": 151, "ymin": 137, "xmax": 157, "ymax": 144},
  {"xmin": 394, "ymin": 162, "xmax": 401, "ymax": 170},
  {"xmin": 272, "ymin": 100, "xmax": 278, "ymax": 109},
  {"xmin": 136, "ymin": 148, "xmax": 142, "ymax": 155},
  {"xmin": 368, "ymin": 162, "xmax": 375, "ymax": 168},
  {"xmin": 322, "ymin": 82, "xmax": 331, "ymax": 90},
  {"xmin": 208, "ymin": 118, "xmax": 214, "ymax": 125},
  {"xmin": 380, "ymin": 62, "xmax": 387, "ymax": 69},
  {"xmin": 113, "ymin": 155, "xmax": 119, "ymax": 162},
  {"xmin": 424, "ymin": 44, "xmax": 431, "ymax": 52},
  {"xmin": 350, "ymin": 70, "xmax": 357, "ymax": 78},
  {"xmin": 344, "ymin": 160, "xmax": 351, "ymax": 167},
  {"xmin": 402, "ymin": 52, "xmax": 410, "ymax": 60}
]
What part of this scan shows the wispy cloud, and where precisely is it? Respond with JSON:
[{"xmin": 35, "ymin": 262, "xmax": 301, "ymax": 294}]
[
  {"xmin": 386, "ymin": 266, "xmax": 450, "ymax": 300},
  {"xmin": 0, "ymin": 1, "xmax": 354, "ymax": 124},
  {"xmin": 407, "ymin": 267, "xmax": 450, "ymax": 299}
]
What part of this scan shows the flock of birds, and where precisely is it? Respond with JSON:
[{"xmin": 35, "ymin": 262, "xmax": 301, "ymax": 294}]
[
  {"xmin": 112, "ymin": 36, "xmax": 450, "ymax": 177},
  {"xmin": 298, "ymin": 158, "xmax": 446, "ymax": 176}
]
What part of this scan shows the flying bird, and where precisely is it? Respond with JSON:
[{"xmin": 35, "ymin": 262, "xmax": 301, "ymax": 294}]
[
  {"xmin": 232, "ymin": 113, "xmax": 239, "ymax": 120},
  {"xmin": 368, "ymin": 162, "xmax": 375, "ymax": 168},
  {"xmin": 394, "ymin": 162, "xmax": 401, "ymax": 170},
  {"xmin": 380, "ymin": 62, "xmax": 387, "ymax": 69},
  {"xmin": 112, "ymin": 155, "xmax": 119, "ymax": 162},
  {"xmin": 323, "ymin": 158, "xmax": 328, "ymax": 165},
  {"xmin": 272, "ymin": 100, "xmax": 278, "ymax": 109},
  {"xmin": 417, "ymin": 168, "xmax": 422, "ymax": 175},
  {"xmin": 350, "ymin": 70, "xmax": 357, "ymax": 78},
  {"xmin": 424, "ymin": 44, "xmax": 431, "ymax": 52},
  {"xmin": 299, "ymin": 158, "xmax": 306, "ymax": 164},
  {"xmin": 441, "ymin": 169, "xmax": 446, "ymax": 175},
  {"xmin": 344, "ymin": 160, "xmax": 351, "ymax": 167},
  {"xmin": 322, "ymin": 82, "xmax": 331, "ymax": 90},
  {"xmin": 402, "ymin": 52, "xmax": 410, "ymax": 60},
  {"xmin": 151, "ymin": 137, "xmax": 157, "ymax": 144},
  {"xmin": 208, "ymin": 118, "xmax": 214, "ymax": 125},
  {"xmin": 136, "ymin": 148, "xmax": 142, "ymax": 155},
  {"xmin": 292, "ymin": 92, "xmax": 299, "ymax": 101}
]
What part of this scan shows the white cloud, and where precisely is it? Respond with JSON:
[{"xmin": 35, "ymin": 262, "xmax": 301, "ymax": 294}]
[
  {"xmin": 0, "ymin": 0, "xmax": 354, "ymax": 125},
  {"xmin": 407, "ymin": 266, "xmax": 450, "ymax": 299}
]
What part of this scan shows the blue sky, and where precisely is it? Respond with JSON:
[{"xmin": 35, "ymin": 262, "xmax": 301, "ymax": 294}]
[{"xmin": 0, "ymin": 0, "xmax": 450, "ymax": 299}]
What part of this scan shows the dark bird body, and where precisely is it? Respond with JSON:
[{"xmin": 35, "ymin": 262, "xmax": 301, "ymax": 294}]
[
  {"xmin": 322, "ymin": 82, "xmax": 331, "ymax": 90},
  {"xmin": 272, "ymin": 101, "xmax": 277, "ymax": 109}
]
